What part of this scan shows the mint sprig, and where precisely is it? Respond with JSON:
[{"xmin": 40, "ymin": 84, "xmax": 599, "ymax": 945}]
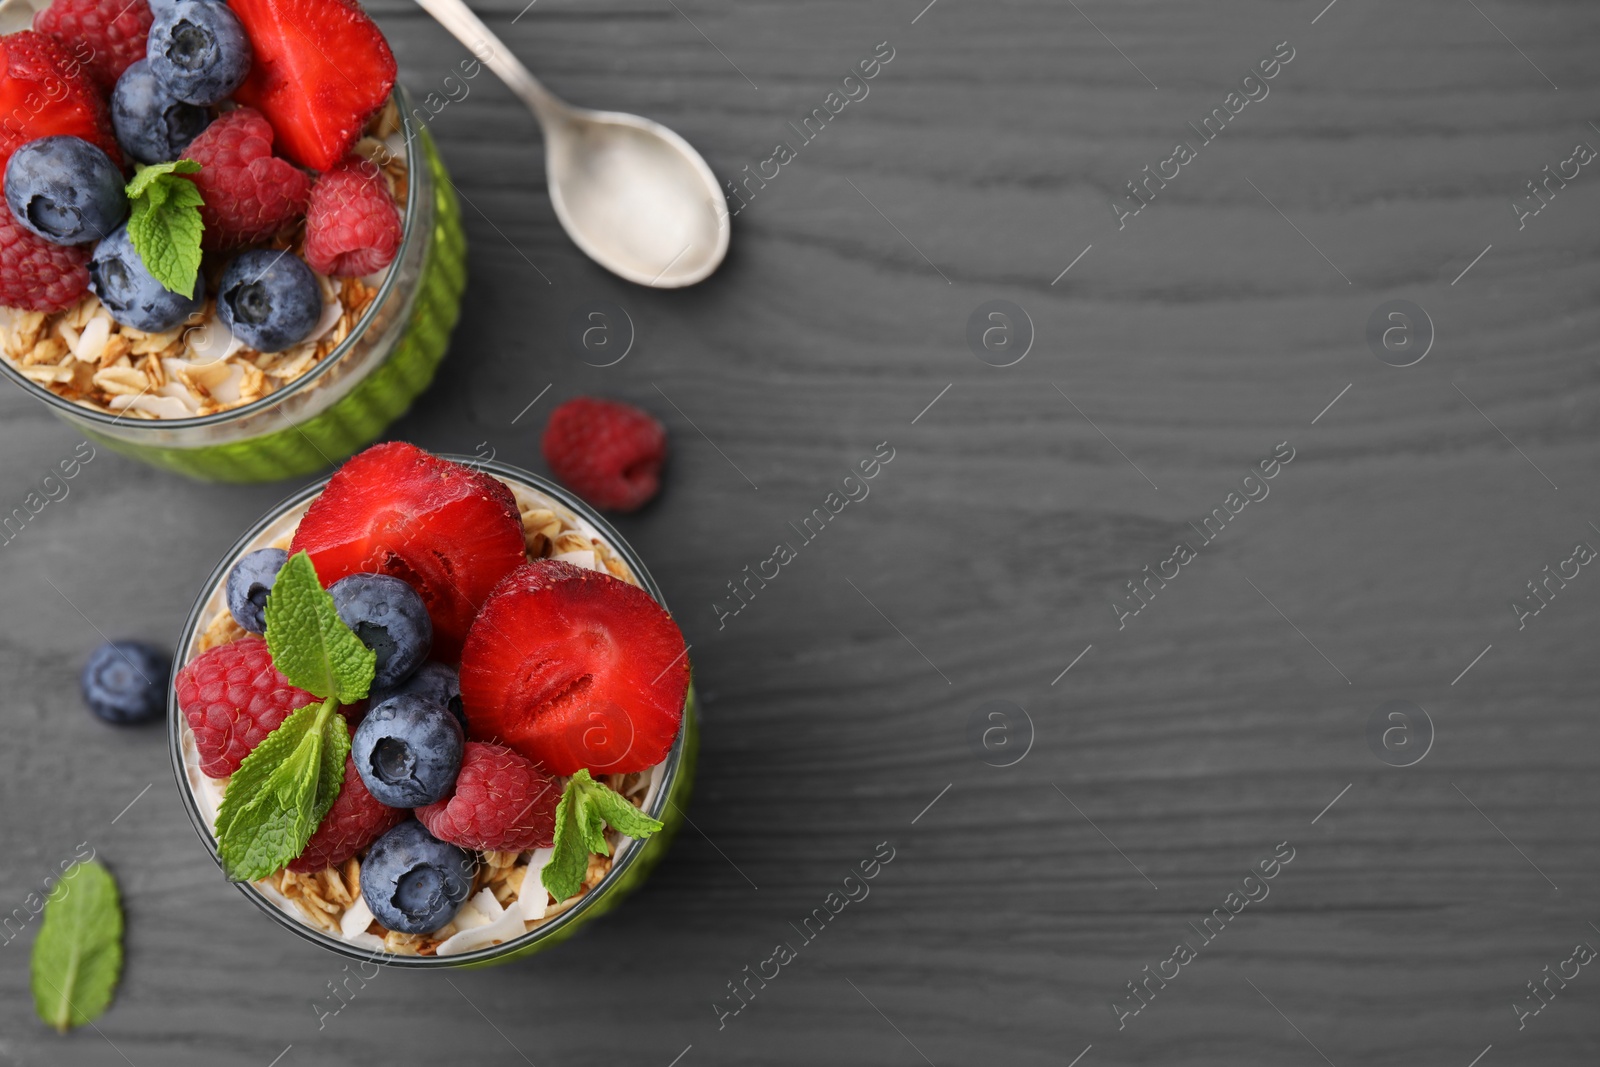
[
  {"xmin": 264, "ymin": 551, "xmax": 375, "ymax": 705},
  {"xmin": 30, "ymin": 861, "xmax": 122, "ymax": 1032},
  {"xmin": 541, "ymin": 770, "xmax": 664, "ymax": 902},
  {"xmin": 214, "ymin": 551, "xmax": 371, "ymax": 882},
  {"xmin": 124, "ymin": 160, "xmax": 204, "ymax": 299}
]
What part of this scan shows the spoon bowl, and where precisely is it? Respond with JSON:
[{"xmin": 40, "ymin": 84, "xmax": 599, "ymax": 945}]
[{"xmin": 415, "ymin": 0, "xmax": 729, "ymax": 287}]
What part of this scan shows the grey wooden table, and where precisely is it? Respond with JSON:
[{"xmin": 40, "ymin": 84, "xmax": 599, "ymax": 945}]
[{"xmin": 4, "ymin": 1, "xmax": 1600, "ymax": 1064}]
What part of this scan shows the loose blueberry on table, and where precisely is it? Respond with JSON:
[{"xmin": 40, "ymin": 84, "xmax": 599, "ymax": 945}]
[
  {"xmin": 0, "ymin": 0, "xmax": 405, "ymax": 419},
  {"xmin": 176, "ymin": 444, "xmax": 691, "ymax": 954}
]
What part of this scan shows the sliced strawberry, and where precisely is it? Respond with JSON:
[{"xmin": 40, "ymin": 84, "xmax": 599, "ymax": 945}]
[
  {"xmin": 227, "ymin": 0, "xmax": 395, "ymax": 172},
  {"xmin": 0, "ymin": 32, "xmax": 120, "ymax": 178},
  {"xmin": 459, "ymin": 560, "xmax": 689, "ymax": 776},
  {"xmin": 289, "ymin": 442, "xmax": 526, "ymax": 660}
]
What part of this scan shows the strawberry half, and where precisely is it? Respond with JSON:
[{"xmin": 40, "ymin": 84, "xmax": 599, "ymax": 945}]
[
  {"xmin": 0, "ymin": 32, "xmax": 120, "ymax": 177},
  {"xmin": 227, "ymin": 0, "xmax": 396, "ymax": 172},
  {"xmin": 289, "ymin": 443, "xmax": 527, "ymax": 660},
  {"xmin": 459, "ymin": 560, "xmax": 689, "ymax": 776}
]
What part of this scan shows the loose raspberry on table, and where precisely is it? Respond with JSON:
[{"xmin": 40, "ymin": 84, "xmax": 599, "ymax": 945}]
[
  {"xmin": 34, "ymin": 0, "xmax": 154, "ymax": 91},
  {"xmin": 175, "ymin": 635, "xmax": 319, "ymax": 778},
  {"xmin": 0, "ymin": 198, "xmax": 89, "ymax": 311},
  {"xmin": 540, "ymin": 397, "xmax": 668, "ymax": 512},
  {"xmin": 416, "ymin": 742, "xmax": 560, "ymax": 853},
  {"xmin": 303, "ymin": 155, "xmax": 402, "ymax": 277},
  {"xmin": 181, "ymin": 108, "xmax": 312, "ymax": 250},
  {"xmin": 289, "ymin": 757, "xmax": 405, "ymax": 873}
]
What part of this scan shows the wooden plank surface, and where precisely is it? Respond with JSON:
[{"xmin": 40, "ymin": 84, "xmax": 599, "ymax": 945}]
[{"xmin": 3, "ymin": 0, "xmax": 1599, "ymax": 1064}]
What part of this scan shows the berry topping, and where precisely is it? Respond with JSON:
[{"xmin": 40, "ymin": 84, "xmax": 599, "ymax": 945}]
[
  {"xmin": 0, "ymin": 31, "xmax": 121, "ymax": 175},
  {"xmin": 4, "ymin": 136, "xmax": 127, "ymax": 246},
  {"xmin": 216, "ymin": 248, "xmax": 320, "ymax": 351},
  {"xmin": 541, "ymin": 397, "xmax": 667, "ymax": 513},
  {"xmin": 34, "ymin": 0, "xmax": 154, "ymax": 91},
  {"xmin": 174, "ymin": 634, "xmax": 319, "ymax": 777},
  {"xmin": 180, "ymin": 106, "xmax": 310, "ymax": 249},
  {"xmin": 359, "ymin": 819, "xmax": 473, "ymax": 934},
  {"xmin": 303, "ymin": 155, "xmax": 401, "ymax": 277},
  {"xmin": 459, "ymin": 560, "xmax": 689, "ymax": 776},
  {"xmin": 0, "ymin": 198, "xmax": 89, "ymax": 311},
  {"xmin": 370, "ymin": 662, "xmax": 464, "ymax": 732},
  {"xmin": 228, "ymin": 0, "xmax": 395, "ymax": 172},
  {"xmin": 328, "ymin": 573, "xmax": 432, "ymax": 689},
  {"xmin": 80, "ymin": 640, "xmax": 170, "ymax": 725},
  {"xmin": 111, "ymin": 59, "xmax": 209, "ymax": 164},
  {"xmin": 146, "ymin": 0, "xmax": 251, "ymax": 106},
  {"xmin": 288, "ymin": 756, "xmax": 405, "ymax": 873},
  {"xmin": 416, "ymin": 741, "xmax": 559, "ymax": 853},
  {"xmin": 224, "ymin": 546, "xmax": 286, "ymax": 634},
  {"xmin": 289, "ymin": 443, "xmax": 528, "ymax": 660},
  {"xmin": 350, "ymin": 693, "xmax": 462, "ymax": 807},
  {"xmin": 89, "ymin": 222, "xmax": 205, "ymax": 330}
]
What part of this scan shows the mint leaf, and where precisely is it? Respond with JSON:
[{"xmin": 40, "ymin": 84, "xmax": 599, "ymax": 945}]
[
  {"xmin": 124, "ymin": 160, "xmax": 204, "ymax": 298},
  {"xmin": 577, "ymin": 770, "xmax": 664, "ymax": 841},
  {"xmin": 264, "ymin": 551, "xmax": 375, "ymax": 704},
  {"xmin": 31, "ymin": 861, "xmax": 122, "ymax": 1033},
  {"xmin": 541, "ymin": 784, "xmax": 591, "ymax": 902},
  {"xmin": 540, "ymin": 771, "xmax": 664, "ymax": 900},
  {"xmin": 215, "ymin": 698, "xmax": 349, "ymax": 882}
]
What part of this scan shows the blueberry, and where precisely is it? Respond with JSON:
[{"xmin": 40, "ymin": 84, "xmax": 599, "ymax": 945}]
[
  {"xmin": 81, "ymin": 641, "xmax": 171, "ymax": 725},
  {"xmin": 329, "ymin": 574, "xmax": 433, "ymax": 689},
  {"xmin": 112, "ymin": 60, "xmax": 210, "ymax": 165},
  {"xmin": 217, "ymin": 250, "xmax": 322, "ymax": 353},
  {"xmin": 369, "ymin": 662, "xmax": 465, "ymax": 731},
  {"xmin": 224, "ymin": 547, "xmax": 287, "ymax": 634},
  {"xmin": 89, "ymin": 223, "xmax": 205, "ymax": 331},
  {"xmin": 351, "ymin": 694, "xmax": 462, "ymax": 807},
  {"xmin": 359, "ymin": 820, "xmax": 474, "ymax": 934},
  {"xmin": 4, "ymin": 137, "xmax": 128, "ymax": 246},
  {"xmin": 147, "ymin": 0, "xmax": 252, "ymax": 106}
]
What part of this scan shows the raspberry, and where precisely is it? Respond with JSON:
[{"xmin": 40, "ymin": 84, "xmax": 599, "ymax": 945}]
[
  {"xmin": 416, "ymin": 742, "xmax": 560, "ymax": 852},
  {"xmin": 541, "ymin": 397, "xmax": 667, "ymax": 512},
  {"xmin": 303, "ymin": 155, "xmax": 402, "ymax": 277},
  {"xmin": 0, "ymin": 197, "xmax": 88, "ymax": 311},
  {"xmin": 175, "ymin": 635, "xmax": 319, "ymax": 778},
  {"xmin": 289, "ymin": 757, "xmax": 405, "ymax": 873},
  {"xmin": 34, "ymin": 0, "xmax": 153, "ymax": 91},
  {"xmin": 181, "ymin": 108, "xmax": 311, "ymax": 250}
]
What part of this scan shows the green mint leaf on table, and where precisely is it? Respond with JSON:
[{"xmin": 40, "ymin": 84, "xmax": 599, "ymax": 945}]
[
  {"xmin": 541, "ymin": 770, "xmax": 665, "ymax": 902},
  {"xmin": 124, "ymin": 160, "xmax": 204, "ymax": 298},
  {"xmin": 30, "ymin": 860, "xmax": 123, "ymax": 1033},
  {"xmin": 264, "ymin": 550, "xmax": 375, "ymax": 704},
  {"xmin": 215, "ymin": 697, "xmax": 350, "ymax": 882}
]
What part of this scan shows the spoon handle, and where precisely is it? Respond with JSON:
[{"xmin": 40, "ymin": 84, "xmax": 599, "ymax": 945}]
[{"xmin": 411, "ymin": 0, "xmax": 568, "ymax": 128}]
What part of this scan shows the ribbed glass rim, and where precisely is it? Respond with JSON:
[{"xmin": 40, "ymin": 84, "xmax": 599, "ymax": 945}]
[
  {"xmin": 0, "ymin": 84, "xmax": 426, "ymax": 431},
  {"xmin": 166, "ymin": 456, "xmax": 692, "ymax": 967}
]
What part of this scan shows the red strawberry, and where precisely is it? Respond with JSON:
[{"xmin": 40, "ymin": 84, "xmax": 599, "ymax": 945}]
[
  {"xmin": 459, "ymin": 560, "xmax": 689, "ymax": 776},
  {"xmin": 0, "ymin": 197, "xmax": 89, "ymax": 311},
  {"xmin": 181, "ymin": 107, "xmax": 312, "ymax": 250},
  {"xmin": 289, "ymin": 443, "xmax": 528, "ymax": 661},
  {"xmin": 541, "ymin": 397, "xmax": 667, "ymax": 513},
  {"xmin": 303, "ymin": 155, "xmax": 401, "ymax": 277},
  {"xmin": 416, "ymin": 742, "xmax": 559, "ymax": 852},
  {"xmin": 175, "ymin": 635, "xmax": 320, "ymax": 778},
  {"xmin": 0, "ymin": 32, "xmax": 120, "ymax": 177},
  {"xmin": 34, "ymin": 0, "xmax": 153, "ymax": 91},
  {"xmin": 227, "ymin": 0, "xmax": 395, "ymax": 172},
  {"xmin": 289, "ymin": 757, "xmax": 405, "ymax": 872}
]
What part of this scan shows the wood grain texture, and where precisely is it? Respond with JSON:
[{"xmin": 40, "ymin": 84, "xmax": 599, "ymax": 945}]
[{"xmin": 3, "ymin": 0, "xmax": 1600, "ymax": 1064}]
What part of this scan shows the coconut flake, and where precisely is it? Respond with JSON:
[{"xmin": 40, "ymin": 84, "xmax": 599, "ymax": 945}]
[
  {"xmin": 435, "ymin": 903, "xmax": 526, "ymax": 956},
  {"xmin": 184, "ymin": 316, "xmax": 244, "ymax": 362},
  {"xmin": 109, "ymin": 393, "xmax": 197, "ymax": 419},
  {"xmin": 520, "ymin": 850, "xmax": 555, "ymax": 921},
  {"xmin": 551, "ymin": 549, "xmax": 598, "ymax": 572},
  {"xmin": 305, "ymin": 297, "xmax": 343, "ymax": 344},
  {"xmin": 340, "ymin": 896, "xmax": 375, "ymax": 940},
  {"xmin": 75, "ymin": 313, "xmax": 111, "ymax": 364}
]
